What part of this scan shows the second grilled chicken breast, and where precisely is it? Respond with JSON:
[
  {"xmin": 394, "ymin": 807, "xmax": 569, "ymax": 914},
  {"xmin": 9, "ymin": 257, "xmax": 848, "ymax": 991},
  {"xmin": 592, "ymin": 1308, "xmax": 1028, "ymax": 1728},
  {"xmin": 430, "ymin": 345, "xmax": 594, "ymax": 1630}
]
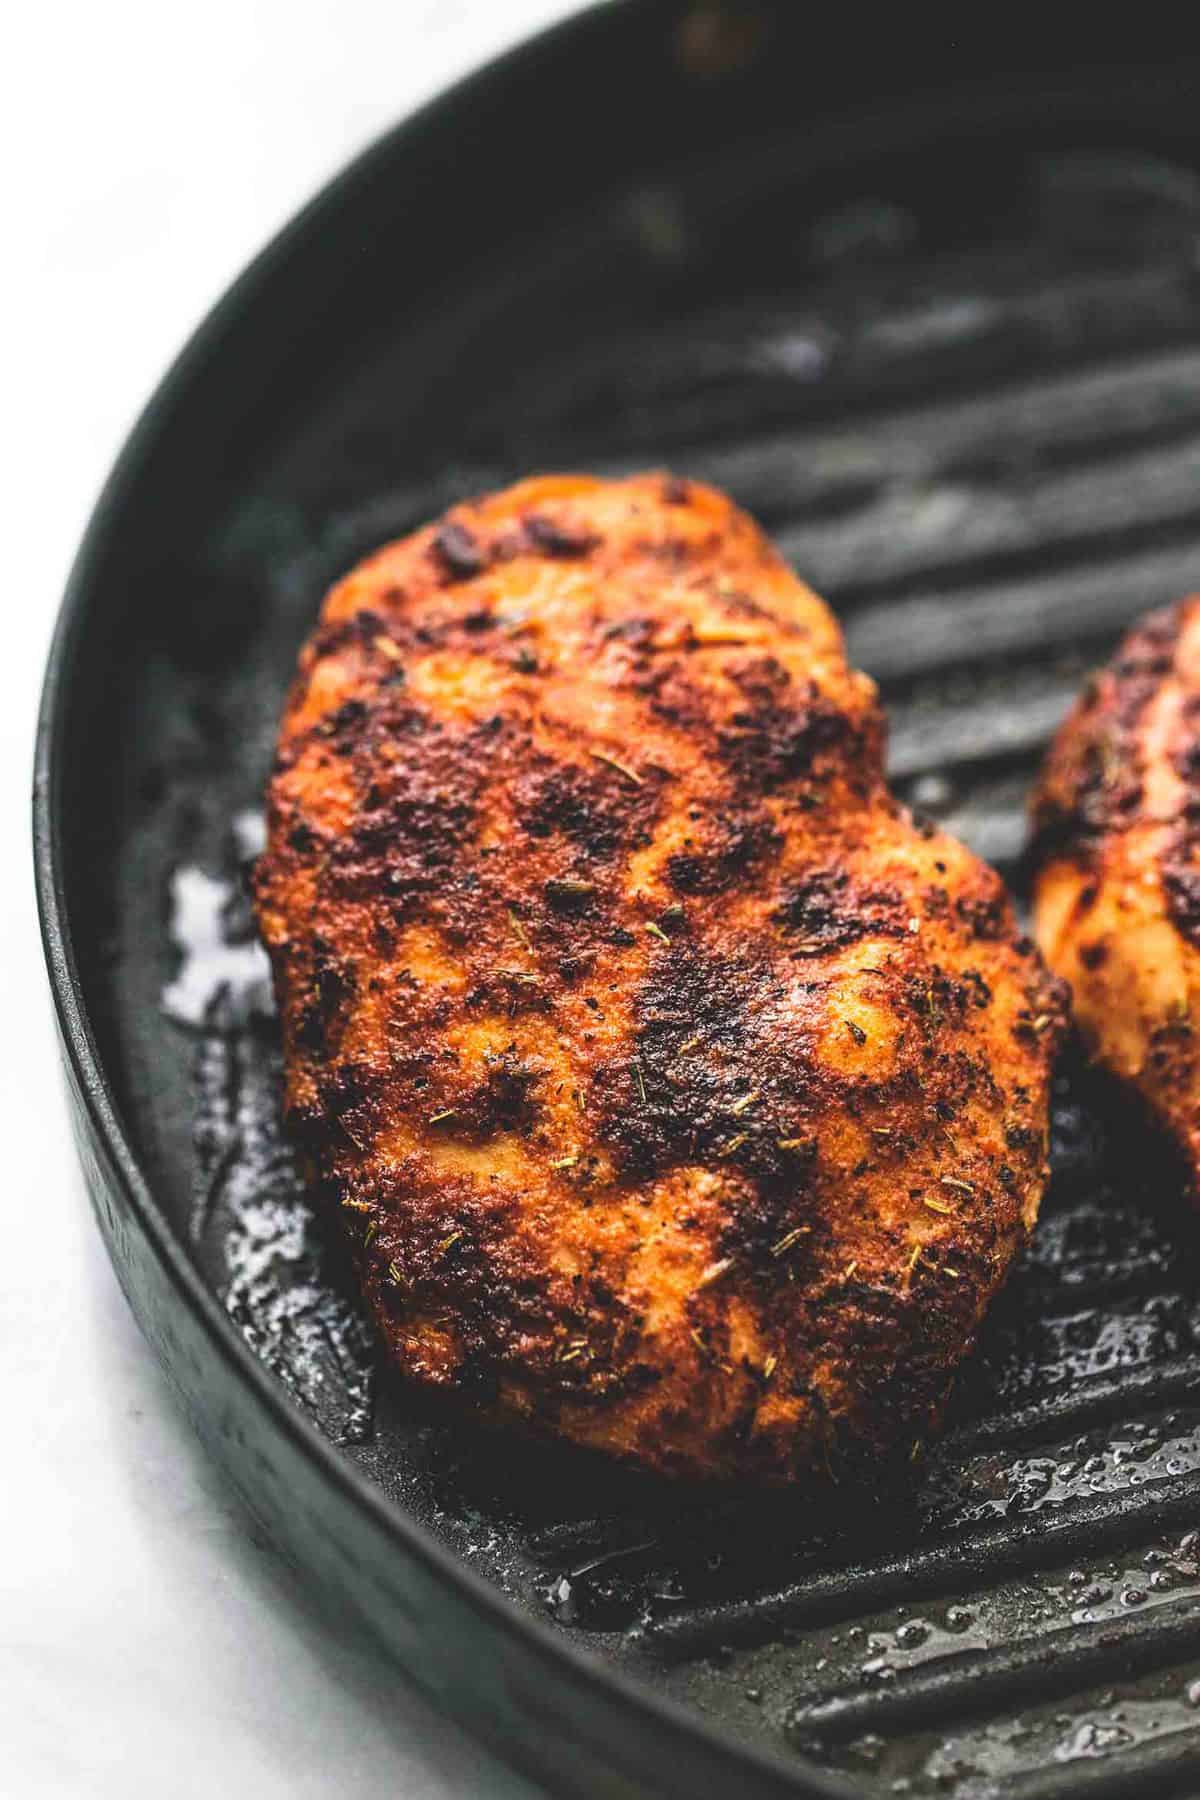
[
  {"xmin": 256, "ymin": 473, "xmax": 1066, "ymax": 1482},
  {"xmin": 1033, "ymin": 598, "xmax": 1200, "ymax": 1199}
]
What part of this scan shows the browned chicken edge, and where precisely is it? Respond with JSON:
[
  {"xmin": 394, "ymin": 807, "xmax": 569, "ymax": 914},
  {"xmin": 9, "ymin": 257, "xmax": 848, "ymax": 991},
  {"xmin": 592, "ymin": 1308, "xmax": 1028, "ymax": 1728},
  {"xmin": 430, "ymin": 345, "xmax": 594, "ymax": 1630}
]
[{"xmin": 1032, "ymin": 596, "xmax": 1200, "ymax": 1206}]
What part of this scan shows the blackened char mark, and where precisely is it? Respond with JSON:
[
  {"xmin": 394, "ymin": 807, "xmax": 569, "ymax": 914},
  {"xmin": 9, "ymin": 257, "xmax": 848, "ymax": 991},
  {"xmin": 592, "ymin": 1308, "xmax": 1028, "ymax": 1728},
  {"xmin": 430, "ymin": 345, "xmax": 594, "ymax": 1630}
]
[
  {"xmin": 323, "ymin": 708, "xmax": 488, "ymax": 923},
  {"xmin": 593, "ymin": 942, "xmax": 820, "ymax": 1201},
  {"xmin": 323, "ymin": 697, "xmax": 368, "ymax": 745},
  {"xmin": 776, "ymin": 867, "xmax": 906, "ymax": 952},
  {"xmin": 718, "ymin": 657, "xmax": 870, "ymax": 793},
  {"xmin": 1032, "ymin": 605, "xmax": 1182, "ymax": 865},
  {"xmin": 514, "ymin": 755, "xmax": 662, "ymax": 862},
  {"xmin": 665, "ymin": 815, "xmax": 782, "ymax": 896},
  {"xmin": 523, "ymin": 511, "xmax": 599, "ymax": 559},
  {"xmin": 294, "ymin": 936, "xmax": 357, "ymax": 1056},
  {"xmin": 1164, "ymin": 680, "xmax": 1200, "ymax": 949},
  {"xmin": 432, "ymin": 519, "xmax": 487, "ymax": 583},
  {"xmin": 1031, "ymin": 739, "xmax": 1143, "ymax": 867},
  {"xmin": 436, "ymin": 1052, "xmax": 544, "ymax": 1140},
  {"xmin": 954, "ymin": 881, "xmax": 1012, "ymax": 944},
  {"xmin": 1164, "ymin": 859, "xmax": 1200, "ymax": 947}
]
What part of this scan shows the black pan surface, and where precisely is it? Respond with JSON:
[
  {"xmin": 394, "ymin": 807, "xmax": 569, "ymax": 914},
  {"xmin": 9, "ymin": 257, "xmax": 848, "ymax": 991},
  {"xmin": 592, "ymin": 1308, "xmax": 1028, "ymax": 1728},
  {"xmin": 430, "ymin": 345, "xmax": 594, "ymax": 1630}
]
[{"xmin": 35, "ymin": 7, "xmax": 1200, "ymax": 1796}]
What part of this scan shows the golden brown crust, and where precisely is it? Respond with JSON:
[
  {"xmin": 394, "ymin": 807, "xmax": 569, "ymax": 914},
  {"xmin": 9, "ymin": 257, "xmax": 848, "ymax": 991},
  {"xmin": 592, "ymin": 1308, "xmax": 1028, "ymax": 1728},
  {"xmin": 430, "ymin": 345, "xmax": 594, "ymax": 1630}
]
[
  {"xmin": 1032, "ymin": 598, "xmax": 1200, "ymax": 1200},
  {"xmin": 256, "ymin": 473, "xmax": 1066, "ymax": 1483}
]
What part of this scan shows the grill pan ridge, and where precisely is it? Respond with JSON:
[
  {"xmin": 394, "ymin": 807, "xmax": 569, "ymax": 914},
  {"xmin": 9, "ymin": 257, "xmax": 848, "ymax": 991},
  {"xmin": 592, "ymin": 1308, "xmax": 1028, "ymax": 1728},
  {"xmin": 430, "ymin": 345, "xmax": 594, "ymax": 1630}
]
[{"xmin": 34, "ymin": 7, "xmax": 1200, "ymax": 1796}]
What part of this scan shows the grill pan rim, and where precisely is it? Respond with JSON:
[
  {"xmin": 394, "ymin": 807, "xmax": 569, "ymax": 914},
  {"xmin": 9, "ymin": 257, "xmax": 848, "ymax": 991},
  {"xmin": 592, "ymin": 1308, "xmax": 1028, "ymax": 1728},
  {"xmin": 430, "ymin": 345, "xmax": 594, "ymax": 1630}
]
[{"xmin": 32, "ymin": 4, "xmax": 1200, "ymax": 1795}]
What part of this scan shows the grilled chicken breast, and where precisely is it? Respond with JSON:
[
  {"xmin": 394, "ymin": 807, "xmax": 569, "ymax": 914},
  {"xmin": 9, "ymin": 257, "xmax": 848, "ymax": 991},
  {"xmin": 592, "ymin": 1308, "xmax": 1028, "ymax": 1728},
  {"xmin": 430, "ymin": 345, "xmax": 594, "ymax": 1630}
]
[
  {"xmin": 1032, "ymin": 599, "xmax": 1200, "ymax": 1200},
  {"xmin": 256, "ymin": 474, "xmax": 1066, "ymax": 1483}
]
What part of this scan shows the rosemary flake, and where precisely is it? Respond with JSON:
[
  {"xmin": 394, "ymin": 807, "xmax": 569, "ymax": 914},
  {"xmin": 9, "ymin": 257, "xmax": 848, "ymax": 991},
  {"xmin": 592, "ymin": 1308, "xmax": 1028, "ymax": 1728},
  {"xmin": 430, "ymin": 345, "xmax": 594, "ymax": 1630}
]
[
  {"xmin": 770, "ymin": 1225, "xmax": 810, "ymax": 1259},
  {"xmin": 590, "ymin": 750, "xmax": 643, "ymax": 786},
  {"xmin": 696, "ymin": 1256, "xmax": 733, "ymax": 1290}
]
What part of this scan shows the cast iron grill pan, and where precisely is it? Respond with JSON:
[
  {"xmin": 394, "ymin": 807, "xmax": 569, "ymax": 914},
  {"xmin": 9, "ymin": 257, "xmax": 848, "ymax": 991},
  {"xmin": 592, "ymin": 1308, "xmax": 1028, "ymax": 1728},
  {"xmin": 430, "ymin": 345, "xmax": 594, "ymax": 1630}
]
[{"xmin": 40, "ymin": 9, "xmax": 1200, "ymax": 1796}]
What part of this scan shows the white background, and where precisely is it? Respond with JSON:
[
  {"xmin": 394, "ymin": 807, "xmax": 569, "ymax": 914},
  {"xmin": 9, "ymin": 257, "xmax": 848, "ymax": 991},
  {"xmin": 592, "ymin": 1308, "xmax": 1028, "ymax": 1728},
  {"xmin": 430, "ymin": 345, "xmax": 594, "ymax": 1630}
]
[{"xmin": 3, "ymin": 4, "xmax": 582, "ymax": 1794}]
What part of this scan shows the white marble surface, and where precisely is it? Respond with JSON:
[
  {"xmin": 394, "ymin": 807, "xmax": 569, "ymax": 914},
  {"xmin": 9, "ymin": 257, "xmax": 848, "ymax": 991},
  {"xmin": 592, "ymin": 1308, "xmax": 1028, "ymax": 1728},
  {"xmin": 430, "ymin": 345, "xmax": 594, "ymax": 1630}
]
[{"xmin": 4, "ymin": 4, "xmax": 580, "ymax": 1794}]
